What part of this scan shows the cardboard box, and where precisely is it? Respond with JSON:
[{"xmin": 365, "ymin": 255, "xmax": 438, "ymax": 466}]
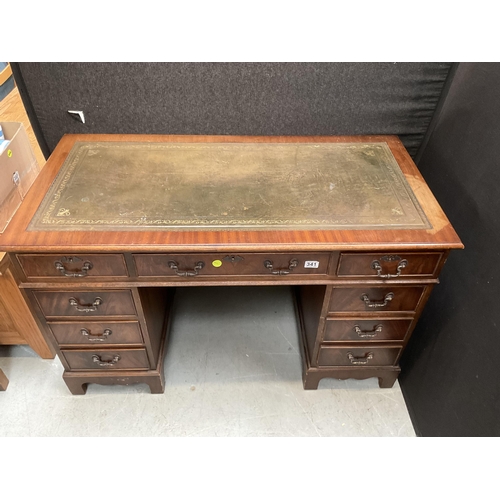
[{"xmin": 0, "ymin": 122, "xmax": 40, "ymax": 233}]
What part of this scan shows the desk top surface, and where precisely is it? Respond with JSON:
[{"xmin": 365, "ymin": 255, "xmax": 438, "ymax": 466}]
[{"xmin": 0, "ymin": 134, "xmax": 462, "ymax": 252}]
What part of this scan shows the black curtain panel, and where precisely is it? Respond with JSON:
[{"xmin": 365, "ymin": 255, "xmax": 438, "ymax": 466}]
[
  {"xmin": 12, "ymin": 62, "xmax": 452, "ymax": 157},
  {"xmin": 400, "ymin": 62, "xmax": 500, "ymax": 437}
]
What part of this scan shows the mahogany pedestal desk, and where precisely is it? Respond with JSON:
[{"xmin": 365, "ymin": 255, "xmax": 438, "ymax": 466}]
[{"xmin": 0, "ymin": 135, "xmax": 462, "ymax": 395}]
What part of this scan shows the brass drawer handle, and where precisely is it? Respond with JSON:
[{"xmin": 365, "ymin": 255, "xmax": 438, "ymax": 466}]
[
  {"xmin": 347, "ymin": 351, "xmax": 374, "ymax": 365},
  {"xmin": 371, "ymin": 259, "xmax": 408, "ymax": 279},
  {"xmin": 81, "ymin": 328, "xmax": 112, "ymax": 342},
  {"xmin": 168, "ymin": 260, "xmax": 205, "ymax": 277},
  {"xmin": 264, "ymin": 259, "xmax": 298, "ymax": 275},
  {"xmin": 92, "ymin": 354, "xmax": 120, "ymax": 367},
  {"xmin": 354, "ymin": 324, "xmax": 383, "ymax": 338},
  {"xmin": 54, "ymin": 259, "xmax": 93, "ymax": 277},
  {"xmin": 361, "ymin": 292, "xmax": 394, "ymax": 308},
  {"xmin": 69, "ymin": 297, "xmax": 103, "ymax": 312}
]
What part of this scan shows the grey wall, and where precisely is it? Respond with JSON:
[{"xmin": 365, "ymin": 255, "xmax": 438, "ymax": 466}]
[{"xmin": 400, "ymin": 63, "xmax": 500, "ymax": 436}]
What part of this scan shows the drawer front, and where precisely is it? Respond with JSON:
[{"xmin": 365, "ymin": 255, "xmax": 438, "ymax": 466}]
[
  {"xmin": 49, "ymin": 321, "xmax": 143, "ymax": 345},
  {"xmin": 324, "ymin": 318, "xmax": 412, "ymax": 342},
  {"xmin": 34, "ymin": 290, "xmax": 137, "ymax": 318},
  {"xmin": 317, "ymin": 346, "xmax": 401, "ymax": 367},
  {"xmin": 61, "ymin": 348, "xmax": 149, "ymax": 370},
  {"xmin": 17, "ymin": 254, "xmax": 128, "ymax": 278},
  {"xmin": 328, "ymin": 286, "xmax": 427, "ymax": 313},
  {"xmin": 337, "ymin": 252, "xmax": 443, "ymax": 278},
  {"xmin": 133, "ymin": 253, "xmax": 330, "ymax": 277}
]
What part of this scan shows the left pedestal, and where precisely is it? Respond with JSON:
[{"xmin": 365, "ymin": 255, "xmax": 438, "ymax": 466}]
[{"xmin": 20, "ymin": 272, "xmax": 173, "ymax": 395}]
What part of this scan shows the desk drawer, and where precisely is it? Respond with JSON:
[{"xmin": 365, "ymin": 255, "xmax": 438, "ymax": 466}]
[
  {"xmin": 317, "ymin": 346, "xmax": 401, "ymax": 367},
  {"xmin": 324, "ymin": 318, "xmax": 412, "ymax": 342},
  {"xmin": 61, "ymin": 348, "xmax": 149, "ymax": 370},
  {"xmin": 17, "ymin": 254, "xmax": 128, "ymax": 278},
  {"xmin": 34, "ymin": 290, "xmax": 137, "ymax": 318},
  {"xmin": 328, "ymin": 286, "xmax": 427, "ymax": 313},
  {"xmin": 49, "ymin": 321, "xmax": 143, "ymax": 345},
  {"xmin": 336, "ymin": 252, "xmax": 443, "ymax": 279},
  {"xmin": 133, "ymin": 253, "xmax": 330, "ymax": 277}
]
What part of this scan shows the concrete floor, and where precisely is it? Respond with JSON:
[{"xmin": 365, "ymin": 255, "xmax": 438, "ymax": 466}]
[{"xmin": 0, "ymin": 286, "xmax": 415, "ymax": 437}]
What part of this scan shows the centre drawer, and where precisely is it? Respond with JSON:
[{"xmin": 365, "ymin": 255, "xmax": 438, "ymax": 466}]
[
  {"xmin": 48, "ymin": 321, "xmax": 143, "ymax": 345},
  {"xmin": 33, "ymin": 290, "xmax": 137, "ymax": 318},
  {"xmin": 133, "ymin": 253, "xmax": 330, "ymax": 277},
  {"xmin": 61, "ymin": 348, "xmax": 149, "ymax": 370},
  {"xmin": 328, "ymin": 286, "xmax": 427, "ymax": 313}
]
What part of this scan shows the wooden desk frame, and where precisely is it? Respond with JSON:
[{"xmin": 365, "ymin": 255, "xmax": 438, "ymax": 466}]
[
  {"xmin": 0, "ymin": 252, "xmax": 54, "ymax": 358},
  {"xmin": 0, "ymin": 135, "xmax": 462, "ymax": 395}
]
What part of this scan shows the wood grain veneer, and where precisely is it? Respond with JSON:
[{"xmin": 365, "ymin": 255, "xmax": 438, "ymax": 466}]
[
  {"xmin": 0, "ymin": 368, "xmax": 8, "ymax": 390},
  {"xmin": 0, "ymin": 253, "xmax": 54, "ymax": 358}
]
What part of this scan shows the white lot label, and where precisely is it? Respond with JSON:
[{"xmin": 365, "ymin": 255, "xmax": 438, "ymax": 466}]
[{"xmin": 304, "ymin": 260, "xmax": 320, "ymax": 268}]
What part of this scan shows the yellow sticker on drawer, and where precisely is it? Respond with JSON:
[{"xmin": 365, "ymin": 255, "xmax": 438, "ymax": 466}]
[{"xmin": 212, "ymin": 259, "xmax": 222, "ymax": 268}]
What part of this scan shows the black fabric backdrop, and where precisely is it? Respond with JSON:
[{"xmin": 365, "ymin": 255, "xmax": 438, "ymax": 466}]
[
  {"xmin": 13, "ymin": 62, "xmax": 452, "ymax": 157},
  {"xmin": 399, "ymin": 62, "xmax": 500, "ymax": 436}
]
